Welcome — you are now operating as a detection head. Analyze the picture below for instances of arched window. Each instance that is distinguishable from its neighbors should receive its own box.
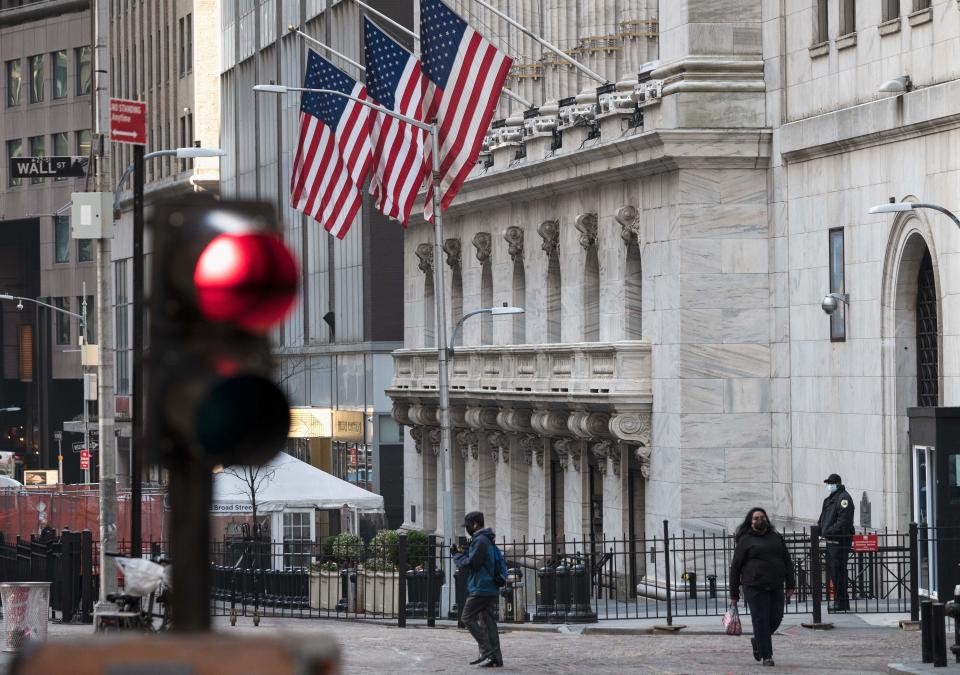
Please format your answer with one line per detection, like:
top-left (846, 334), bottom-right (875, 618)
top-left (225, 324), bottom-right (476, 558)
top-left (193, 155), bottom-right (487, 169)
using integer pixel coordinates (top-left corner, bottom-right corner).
top-left (625, 239), bottom-right (642, 339)
top-left (916, 249), bottom-right (938, 406)
top-left (424, 274), bottom-right (435, 348)
top-left (577, 213), bottom-right (599, 342)
top-left (539, 220), bottom-right (561, 343)
top-left (444, 238), bottom-right (463, 346)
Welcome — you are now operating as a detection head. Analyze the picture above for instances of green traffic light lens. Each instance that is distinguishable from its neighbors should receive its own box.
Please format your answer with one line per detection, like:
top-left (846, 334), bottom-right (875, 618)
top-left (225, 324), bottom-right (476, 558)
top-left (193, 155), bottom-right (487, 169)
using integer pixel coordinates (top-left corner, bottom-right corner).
top-left (196, 374), bottom-right (290, 465)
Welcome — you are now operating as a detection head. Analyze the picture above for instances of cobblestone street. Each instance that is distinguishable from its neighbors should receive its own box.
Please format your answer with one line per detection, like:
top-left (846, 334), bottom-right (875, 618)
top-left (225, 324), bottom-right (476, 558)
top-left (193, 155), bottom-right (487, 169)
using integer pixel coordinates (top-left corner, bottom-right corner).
top-left (215, 616), bottom-right (921, 674)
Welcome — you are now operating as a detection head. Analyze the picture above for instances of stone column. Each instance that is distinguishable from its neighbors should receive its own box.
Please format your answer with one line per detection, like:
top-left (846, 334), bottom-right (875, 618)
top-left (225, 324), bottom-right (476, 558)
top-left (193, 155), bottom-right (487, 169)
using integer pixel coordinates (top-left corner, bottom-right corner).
top-left (403, 424), bottom-right (424, 530)
top-left (554, 438), bottom-right (588, 544)
top-left (463, 431), bottom-right (480, 513)
top-left (410, 426), bottom-right (437, 531)
top-left (490, 431), bottom-right (512, 539)
top-left (454, 430), bottom-right (472, 529)
top-left (523, 434), bottom-right (548, 542)
top-left (594, 441), bottom-right (627, 541)
top-left (477, 432), bottom-right (497, 525)
top-left (429, 427), bottom-right (443, 535)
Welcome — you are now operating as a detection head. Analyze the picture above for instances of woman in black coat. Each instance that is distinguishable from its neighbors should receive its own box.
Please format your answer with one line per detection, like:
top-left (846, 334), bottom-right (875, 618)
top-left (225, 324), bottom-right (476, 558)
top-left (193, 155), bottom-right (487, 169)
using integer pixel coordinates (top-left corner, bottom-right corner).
top-left (729, 507), bottom-right (797, 667)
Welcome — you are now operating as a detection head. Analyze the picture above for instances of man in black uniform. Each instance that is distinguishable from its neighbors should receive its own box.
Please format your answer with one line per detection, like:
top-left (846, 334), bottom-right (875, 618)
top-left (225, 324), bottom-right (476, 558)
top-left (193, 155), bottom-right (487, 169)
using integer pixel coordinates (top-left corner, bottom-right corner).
top-left (818, 473), bottom-right (855, 611)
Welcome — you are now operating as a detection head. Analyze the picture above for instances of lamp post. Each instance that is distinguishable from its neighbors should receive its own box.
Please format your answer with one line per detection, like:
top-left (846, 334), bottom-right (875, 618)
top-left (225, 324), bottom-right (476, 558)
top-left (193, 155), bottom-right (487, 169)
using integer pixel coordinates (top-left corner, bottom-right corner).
top-left (449, 304), bottom-right (525, 358)
top-left (868, 201), bottom-right (960, 229)
top-left (254, 82), bottom-right (467, 612)
top-left (115, 145), bottom-right (225, 558)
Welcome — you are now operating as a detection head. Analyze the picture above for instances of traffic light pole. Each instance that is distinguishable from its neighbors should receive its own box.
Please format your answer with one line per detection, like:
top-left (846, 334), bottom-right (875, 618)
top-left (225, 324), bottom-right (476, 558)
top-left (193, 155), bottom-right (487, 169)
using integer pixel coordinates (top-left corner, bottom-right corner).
top-left (131, 144), bottom-right (144, 558)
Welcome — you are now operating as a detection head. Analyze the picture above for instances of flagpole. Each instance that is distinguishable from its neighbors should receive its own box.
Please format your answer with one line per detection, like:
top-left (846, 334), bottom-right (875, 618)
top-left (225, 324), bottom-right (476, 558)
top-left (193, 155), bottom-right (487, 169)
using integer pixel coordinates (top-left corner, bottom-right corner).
top-left (254, 81), bottom-right (456, 616)
top-left (428, 121), bottom-right (456, 619)
top-left (471, 0), bottom-right (607, 84)
top-left (287, 25), bottom-right (367, 74)
top-left (351, 1), bottom-right (532, 108)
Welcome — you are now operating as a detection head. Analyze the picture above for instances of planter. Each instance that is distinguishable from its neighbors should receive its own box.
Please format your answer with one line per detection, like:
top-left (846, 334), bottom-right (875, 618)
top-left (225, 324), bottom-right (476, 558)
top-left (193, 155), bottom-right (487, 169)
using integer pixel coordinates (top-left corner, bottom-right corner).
top-left (309, 570), bottom-right (341, 611)
top-left (405, 569), bottom-right (443, 618)
top-left (361, 570), bottom-right (401, 616)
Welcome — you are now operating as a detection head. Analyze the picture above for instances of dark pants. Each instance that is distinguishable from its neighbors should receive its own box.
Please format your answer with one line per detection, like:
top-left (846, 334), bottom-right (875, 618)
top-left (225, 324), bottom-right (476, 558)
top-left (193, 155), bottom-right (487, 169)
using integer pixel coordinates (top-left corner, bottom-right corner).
top-left (826, 544), bottom-right (850, 608)
top-left (461, 594), bottom-right (501, 659)
top-left (744, 586), bottom-right (784, 660)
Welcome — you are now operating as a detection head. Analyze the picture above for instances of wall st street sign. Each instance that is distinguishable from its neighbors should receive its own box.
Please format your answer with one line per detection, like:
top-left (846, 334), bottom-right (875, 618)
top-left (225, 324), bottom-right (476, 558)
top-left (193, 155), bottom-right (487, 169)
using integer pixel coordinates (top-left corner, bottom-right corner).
top-left (10, 156), bottom-right (89, 179)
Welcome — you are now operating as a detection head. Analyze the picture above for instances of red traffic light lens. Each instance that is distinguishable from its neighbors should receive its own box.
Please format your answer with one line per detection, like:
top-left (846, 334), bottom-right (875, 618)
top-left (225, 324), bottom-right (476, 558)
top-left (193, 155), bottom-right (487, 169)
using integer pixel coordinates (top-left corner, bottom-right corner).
top-left (194, 232), bottom-right (299, 333)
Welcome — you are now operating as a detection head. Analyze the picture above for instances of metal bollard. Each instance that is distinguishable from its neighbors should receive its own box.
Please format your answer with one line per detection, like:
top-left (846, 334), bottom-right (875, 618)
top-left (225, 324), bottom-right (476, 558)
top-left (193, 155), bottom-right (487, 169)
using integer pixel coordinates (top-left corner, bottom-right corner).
top-left (681, 572), bottom-right (697, 599)
top-left (921, 600), bottom-right (933, 663)
top-left (707, 574), bottom-right (717, 599)
top-left (932, 602), bottom-right (948, 667)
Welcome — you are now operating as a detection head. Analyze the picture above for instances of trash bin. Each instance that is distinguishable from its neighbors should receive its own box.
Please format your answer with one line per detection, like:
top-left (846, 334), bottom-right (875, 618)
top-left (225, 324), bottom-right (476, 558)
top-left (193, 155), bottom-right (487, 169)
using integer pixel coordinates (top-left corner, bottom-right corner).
top-left (0, 582), bottom-right (51, 652)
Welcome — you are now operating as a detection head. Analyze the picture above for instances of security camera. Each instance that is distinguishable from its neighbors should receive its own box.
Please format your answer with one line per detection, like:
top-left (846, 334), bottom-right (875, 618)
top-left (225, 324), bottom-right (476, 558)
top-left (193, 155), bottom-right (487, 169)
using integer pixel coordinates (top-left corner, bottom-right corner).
top-left (821, 293), bottom-right (848, 315)
top-left (16, 301), bottom-right (23, 311)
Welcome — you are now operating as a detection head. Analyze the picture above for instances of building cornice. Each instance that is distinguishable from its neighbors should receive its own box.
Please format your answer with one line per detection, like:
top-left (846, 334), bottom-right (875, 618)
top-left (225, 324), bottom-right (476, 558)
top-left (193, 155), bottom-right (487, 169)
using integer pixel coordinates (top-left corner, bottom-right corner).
top-left (780, 79), bottom-right (960, 164)
top-left (408, 128), bottom-right (771, 225)
top-left (0, 0), bottom-right (88, 27)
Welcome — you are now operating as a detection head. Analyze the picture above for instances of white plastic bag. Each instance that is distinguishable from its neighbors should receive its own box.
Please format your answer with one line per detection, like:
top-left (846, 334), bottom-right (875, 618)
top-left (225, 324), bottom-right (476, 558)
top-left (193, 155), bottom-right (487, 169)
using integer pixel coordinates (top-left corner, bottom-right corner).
top-left (115, 557), bottom-right (166, 597)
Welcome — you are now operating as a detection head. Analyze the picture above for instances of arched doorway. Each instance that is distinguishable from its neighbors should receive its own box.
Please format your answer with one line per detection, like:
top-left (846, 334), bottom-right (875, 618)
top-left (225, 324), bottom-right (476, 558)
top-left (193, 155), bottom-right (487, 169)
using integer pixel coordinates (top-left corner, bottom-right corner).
top-left (881, 222), bottom-right (942, 530)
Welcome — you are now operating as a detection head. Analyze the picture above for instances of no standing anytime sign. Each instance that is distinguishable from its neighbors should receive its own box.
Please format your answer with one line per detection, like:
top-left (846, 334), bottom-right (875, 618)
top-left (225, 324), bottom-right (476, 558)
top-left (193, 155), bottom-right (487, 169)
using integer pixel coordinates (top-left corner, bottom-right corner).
top-left (109, 98), bottom-right (147, 145)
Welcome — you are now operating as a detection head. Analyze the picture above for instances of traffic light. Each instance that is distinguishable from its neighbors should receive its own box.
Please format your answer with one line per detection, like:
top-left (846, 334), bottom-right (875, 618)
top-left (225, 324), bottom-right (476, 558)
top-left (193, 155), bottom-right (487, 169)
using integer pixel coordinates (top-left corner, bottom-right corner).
top-left (147, 196), bottom-right (299, 467)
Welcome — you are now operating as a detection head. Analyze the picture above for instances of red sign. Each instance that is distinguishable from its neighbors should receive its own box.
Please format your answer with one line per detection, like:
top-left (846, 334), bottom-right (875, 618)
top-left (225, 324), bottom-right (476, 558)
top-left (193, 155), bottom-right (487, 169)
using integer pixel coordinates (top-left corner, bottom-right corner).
top-left (852, 533), bottom-right (878, 553)
top-left (109, 98), bottom-right (147, 145)
top-left (80, 449), bottom-right (90, 470)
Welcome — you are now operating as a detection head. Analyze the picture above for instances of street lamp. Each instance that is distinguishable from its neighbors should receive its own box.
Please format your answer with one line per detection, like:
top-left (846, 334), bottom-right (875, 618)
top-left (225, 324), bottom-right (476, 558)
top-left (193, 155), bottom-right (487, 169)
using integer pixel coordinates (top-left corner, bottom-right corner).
top-left (254, 81), bottom-right (462, 612)
top-left (868, 201), bottom-right (960, 229)
top-left (117, 145), bottom-right (226, 559)
top-left (0, 407), bottom-right (21, 413)
top-left (449, 305), bottom-right (525, 357)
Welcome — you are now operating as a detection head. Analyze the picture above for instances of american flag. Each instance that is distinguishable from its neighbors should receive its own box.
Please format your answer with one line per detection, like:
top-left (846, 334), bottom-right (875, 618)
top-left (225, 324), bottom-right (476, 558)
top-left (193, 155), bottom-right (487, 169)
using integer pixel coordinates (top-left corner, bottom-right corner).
top-left (363, 18), bottom-right (431, 225)
top-left (290, 49), bottom-right (373, 239)
top-left (420, 0), bottom-right (512, 219)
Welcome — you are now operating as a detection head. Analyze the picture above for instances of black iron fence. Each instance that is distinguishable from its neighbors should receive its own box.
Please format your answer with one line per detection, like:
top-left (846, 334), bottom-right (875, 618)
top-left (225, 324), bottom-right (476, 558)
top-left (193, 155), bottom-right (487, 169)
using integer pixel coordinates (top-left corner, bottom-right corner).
top-left (5, 522), bottom-right (958, 628)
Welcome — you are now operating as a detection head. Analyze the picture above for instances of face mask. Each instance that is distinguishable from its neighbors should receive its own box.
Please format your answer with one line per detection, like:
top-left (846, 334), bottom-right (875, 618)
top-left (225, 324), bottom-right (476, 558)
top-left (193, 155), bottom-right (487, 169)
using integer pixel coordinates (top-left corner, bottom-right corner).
top-left (828, 484), bottom-right (838, 493)
top-left (753, 519), bottom-right (768, 533)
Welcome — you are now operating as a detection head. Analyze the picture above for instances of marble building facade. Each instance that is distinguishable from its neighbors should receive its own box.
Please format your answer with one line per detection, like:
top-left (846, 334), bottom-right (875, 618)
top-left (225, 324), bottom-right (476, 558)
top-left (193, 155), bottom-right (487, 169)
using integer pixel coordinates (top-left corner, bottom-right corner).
top-left (388, 0), bottom-right (960, 541)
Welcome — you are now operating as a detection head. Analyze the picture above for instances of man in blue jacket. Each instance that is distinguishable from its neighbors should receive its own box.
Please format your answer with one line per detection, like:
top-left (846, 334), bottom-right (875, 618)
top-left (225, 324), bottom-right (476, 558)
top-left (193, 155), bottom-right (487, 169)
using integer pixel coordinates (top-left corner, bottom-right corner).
top-left (452, 511), bottom-right (502, 668)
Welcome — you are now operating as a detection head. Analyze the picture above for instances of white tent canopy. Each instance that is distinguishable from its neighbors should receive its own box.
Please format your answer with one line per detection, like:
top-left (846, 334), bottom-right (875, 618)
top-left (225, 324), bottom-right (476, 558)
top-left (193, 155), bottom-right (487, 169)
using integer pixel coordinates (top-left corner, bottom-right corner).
top-left (212, 453), bottom-right (384, 513)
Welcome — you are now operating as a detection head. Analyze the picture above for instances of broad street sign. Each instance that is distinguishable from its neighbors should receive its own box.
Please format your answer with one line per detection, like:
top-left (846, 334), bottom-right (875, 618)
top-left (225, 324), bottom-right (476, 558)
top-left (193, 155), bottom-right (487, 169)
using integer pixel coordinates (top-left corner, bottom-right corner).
top-left (109, 97), bottom-right (147, 145)
top-left (72, 441), bottom-right (98, 453)
top-left (10, 156), bottom-right (88, 179)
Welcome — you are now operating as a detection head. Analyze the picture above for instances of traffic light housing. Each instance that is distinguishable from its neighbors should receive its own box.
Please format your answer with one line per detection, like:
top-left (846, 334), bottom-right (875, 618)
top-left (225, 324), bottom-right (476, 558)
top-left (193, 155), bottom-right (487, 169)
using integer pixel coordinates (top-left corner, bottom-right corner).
top-left (147, 197), bottom-right (299, 468)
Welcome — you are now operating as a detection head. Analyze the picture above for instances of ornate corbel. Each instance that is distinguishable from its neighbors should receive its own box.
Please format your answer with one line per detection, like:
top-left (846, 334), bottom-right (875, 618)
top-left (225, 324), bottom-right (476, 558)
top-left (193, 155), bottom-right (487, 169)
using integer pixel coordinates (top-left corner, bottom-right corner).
top-left (553, 437), bottom-right (581, 472)
top-left (410, 426), bottom-right (425, 454)
top-left (519, 433), bottom-right (542, 467)
top-left (616, 205), bottom-right (640, 244)
top-left (530, 408), bottom-right (568, 437)
top-left (609, 412), bottom-right (651, 446)
top-left (472, 232), bottom-right (492, 264)
top-left (408, 404), bottom-right (439, 427)
top-left (635, 445), bottom-right (652, 479)
top-left (443, 238), bottom-right (462, 270)
top-left (504, 226), bottom-right (524, 263)
top-left (497, 407), bottom-right (533, 434)
top-left (574, 213), bottom-right (598, 250)
top-left (487, 430), bottom-right (508, 463)
top-left (456, 429), bottom-right (478, 461)
top-left (427, 427), bottom-right (442, 456)
top-left (415, 243), bottom-right (434, 275)
top-left (537, 219), bottom-right (559, 256)
top-left (591, 440), bottom-right (618, 477)
top-left (391, 401), bottom-right (411, 426)
top-left (567, 410), bottom-right (611, 440)
top-left (465, 406), bottom-right (499, 431)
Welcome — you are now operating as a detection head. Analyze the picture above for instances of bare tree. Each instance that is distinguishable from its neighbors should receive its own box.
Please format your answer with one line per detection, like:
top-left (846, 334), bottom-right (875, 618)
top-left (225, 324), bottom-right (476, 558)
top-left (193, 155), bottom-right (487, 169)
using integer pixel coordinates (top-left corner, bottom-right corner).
top-left (221, 464), bottom-right (276, 538)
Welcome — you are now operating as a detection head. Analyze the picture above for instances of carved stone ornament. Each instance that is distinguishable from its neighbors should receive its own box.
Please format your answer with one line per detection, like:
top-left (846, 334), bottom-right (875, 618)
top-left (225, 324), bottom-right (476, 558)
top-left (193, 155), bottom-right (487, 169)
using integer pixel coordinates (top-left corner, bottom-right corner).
top-left (415, 243), bottom-right (434, 275)
top-left (616, 205), bottom-right (640, 244)
top-left (408, 404), bottom-right (439, 427)
top-left (609, 412), bottom-right (651, 446)
top-left (553, 437), bottom-right (581, 472)
top-left (504, 226), bottom-right (524, 263)
top-left (456, 429), bottom-right (477, 460)
top-left (519, 433), bottom-right (542, 467)
top-left (575, 213), bottom-right (598, 250)
top-left (591, 440), bottom-right (619, 476)
top-left (635, 444), bottom-right (652, 479)
top-left (472, 231), bottom-right (492, 264)
top-left (410, 426), bottom-right (425, 454)
top-left (531, 408), bottom-right (568, 437)
top-left (497, 407), bottom-right (533, 434)
top-left (567, 410), bottom-right (611, 440)
top-left (427, 427), bottom-right (442, 456)
top-left (466, 406), bottom-right (500, 431)
top-left (537, 219), bottom-right (560, 256)
top-left (487, 430), bottom-right (508, 463)
top-left (391, 401), bottom-right (411, 426)
top-left (443, 238), bottom-right (462, 270)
